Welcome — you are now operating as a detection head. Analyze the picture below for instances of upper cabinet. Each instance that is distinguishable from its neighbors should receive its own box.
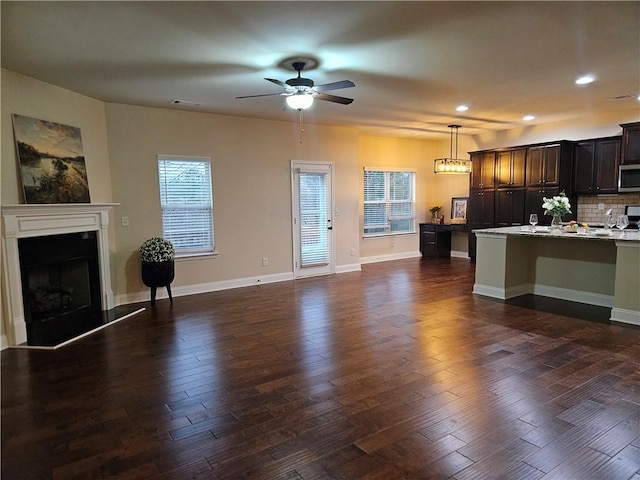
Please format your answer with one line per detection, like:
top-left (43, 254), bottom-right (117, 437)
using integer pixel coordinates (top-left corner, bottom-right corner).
top-left (525, 142), bottom-right (574, 194)
top-left (496, 148), bottom-right (526, 188)
top-left (621, 122), bottom-right (640, 164)
top-left (470, 152), bottom-right (496, 189)
top-left (574, 137), bottom-right (620, 194)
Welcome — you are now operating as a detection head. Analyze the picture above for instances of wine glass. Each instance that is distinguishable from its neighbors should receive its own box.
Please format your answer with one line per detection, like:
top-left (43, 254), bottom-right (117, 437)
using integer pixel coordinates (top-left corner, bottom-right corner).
top-left (616, 214), bottom-right (629, 236)
top-left (606, 214), bottom-right (617, 230)
top-left (529, 213), bottom-right (538, 232)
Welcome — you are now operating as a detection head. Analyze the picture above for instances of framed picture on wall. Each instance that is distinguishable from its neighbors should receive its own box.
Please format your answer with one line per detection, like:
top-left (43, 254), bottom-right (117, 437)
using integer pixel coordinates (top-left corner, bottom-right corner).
top-left (451, 197), bottom-right (468, 222)
top-left (12, 114), bottom-right (90, 204)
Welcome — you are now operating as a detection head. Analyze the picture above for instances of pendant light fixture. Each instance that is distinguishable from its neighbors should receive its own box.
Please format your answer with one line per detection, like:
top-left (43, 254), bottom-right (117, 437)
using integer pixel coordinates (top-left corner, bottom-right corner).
top-left (434, 125), bottom-right (471, 174)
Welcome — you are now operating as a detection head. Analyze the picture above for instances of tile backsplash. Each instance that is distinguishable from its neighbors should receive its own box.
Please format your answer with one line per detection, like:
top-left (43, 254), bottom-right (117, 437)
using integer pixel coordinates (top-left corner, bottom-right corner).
top-left (577, 193), bottom-right (640, 224)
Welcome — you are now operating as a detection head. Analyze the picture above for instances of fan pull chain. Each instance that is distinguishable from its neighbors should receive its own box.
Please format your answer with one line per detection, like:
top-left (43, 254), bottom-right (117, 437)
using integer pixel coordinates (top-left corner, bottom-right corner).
top-left (299, 109), bottom-right (304, 144)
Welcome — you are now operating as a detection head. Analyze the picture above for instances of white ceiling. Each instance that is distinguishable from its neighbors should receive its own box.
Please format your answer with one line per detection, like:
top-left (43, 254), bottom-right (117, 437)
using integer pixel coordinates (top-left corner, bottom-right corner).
top-left (2, 1), bottom-right (639, 139)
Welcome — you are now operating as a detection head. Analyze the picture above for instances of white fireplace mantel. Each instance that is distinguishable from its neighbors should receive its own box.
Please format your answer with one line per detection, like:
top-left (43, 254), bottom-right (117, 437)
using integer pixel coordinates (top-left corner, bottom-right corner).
top-left (2, 203), bottom-right (118, 346)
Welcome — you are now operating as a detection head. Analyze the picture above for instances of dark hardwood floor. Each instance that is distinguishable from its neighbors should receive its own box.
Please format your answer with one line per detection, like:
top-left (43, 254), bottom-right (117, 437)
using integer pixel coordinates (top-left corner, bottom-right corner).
top-left (3, 258), bottom-right (640, 479)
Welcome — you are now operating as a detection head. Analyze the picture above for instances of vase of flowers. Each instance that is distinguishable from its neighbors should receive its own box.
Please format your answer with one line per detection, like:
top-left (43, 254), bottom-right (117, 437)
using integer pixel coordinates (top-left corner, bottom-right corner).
top-left (429, 205), bottom-right (442, 223)
top-left (139, 237), bottom-right (175, 305)
top-left (542, 192), bottom-right (571, 230)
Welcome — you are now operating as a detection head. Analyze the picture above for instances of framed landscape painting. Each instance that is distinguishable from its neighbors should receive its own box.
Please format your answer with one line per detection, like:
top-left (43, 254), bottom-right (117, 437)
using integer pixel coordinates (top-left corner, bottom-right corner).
top-left (12, 114), bottom-right (90, 204)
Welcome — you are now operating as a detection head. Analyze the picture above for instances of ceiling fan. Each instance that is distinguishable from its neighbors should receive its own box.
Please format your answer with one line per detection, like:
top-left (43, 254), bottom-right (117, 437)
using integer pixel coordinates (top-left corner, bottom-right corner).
top-left (236, 59), bottom-right (355, 110)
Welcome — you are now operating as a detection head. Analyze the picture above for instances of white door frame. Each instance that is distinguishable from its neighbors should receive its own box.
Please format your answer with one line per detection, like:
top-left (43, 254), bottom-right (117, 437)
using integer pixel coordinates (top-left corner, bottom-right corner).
top-left (291, 160), bottom-right (335, 278)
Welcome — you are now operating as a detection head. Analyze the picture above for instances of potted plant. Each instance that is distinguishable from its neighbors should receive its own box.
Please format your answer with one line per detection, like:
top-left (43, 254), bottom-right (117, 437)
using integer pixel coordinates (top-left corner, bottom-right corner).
top-left (139, 237), bottom-right (175, 305)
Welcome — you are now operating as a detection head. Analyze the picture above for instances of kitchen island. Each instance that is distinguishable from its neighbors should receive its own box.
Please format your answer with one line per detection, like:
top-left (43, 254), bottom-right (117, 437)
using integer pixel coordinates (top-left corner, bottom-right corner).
top-left (473, 226), bottom-right (640, 326)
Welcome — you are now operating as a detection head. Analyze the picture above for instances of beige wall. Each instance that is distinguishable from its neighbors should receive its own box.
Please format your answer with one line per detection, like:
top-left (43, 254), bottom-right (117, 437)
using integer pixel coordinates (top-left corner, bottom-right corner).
top-left (104, 103), bottom-right (362, 301)
top-left (358, 135), bottom-right (472, 259)
top-left (1, 69), bottom-right (115, 344)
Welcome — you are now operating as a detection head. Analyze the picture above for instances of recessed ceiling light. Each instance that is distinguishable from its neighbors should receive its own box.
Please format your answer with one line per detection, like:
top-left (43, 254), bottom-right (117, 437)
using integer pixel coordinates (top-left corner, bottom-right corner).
top-left (637, 95), bottom-right (640, 101)
top-left (575, 75), bottom-right (595, 85)
top-left (523, 115), bottom-right (535, 121)
top-left (456, 105), bottom-right (469, 112)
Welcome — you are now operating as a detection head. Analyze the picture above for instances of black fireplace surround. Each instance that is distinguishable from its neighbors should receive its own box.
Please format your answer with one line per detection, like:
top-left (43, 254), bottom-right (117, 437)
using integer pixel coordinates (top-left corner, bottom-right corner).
top-left (18, 231), bottom-right (103, 346)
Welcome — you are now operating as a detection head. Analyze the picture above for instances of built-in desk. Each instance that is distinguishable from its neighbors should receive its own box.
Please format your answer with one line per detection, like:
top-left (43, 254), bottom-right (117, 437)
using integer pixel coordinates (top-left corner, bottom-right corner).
top-left (419, 223), bottom-right (468, 257)
top-left (473, 226), bottom-right (640, 326)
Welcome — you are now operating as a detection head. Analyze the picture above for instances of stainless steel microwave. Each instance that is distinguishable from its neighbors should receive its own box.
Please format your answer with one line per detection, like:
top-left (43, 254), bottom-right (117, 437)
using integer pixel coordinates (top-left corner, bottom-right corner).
top-left (618, 165), bottom-right (640, 192)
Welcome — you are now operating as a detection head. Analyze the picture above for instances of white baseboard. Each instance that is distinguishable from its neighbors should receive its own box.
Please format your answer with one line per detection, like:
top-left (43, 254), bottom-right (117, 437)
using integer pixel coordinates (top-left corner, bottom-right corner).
top-left (0, 334), bottom-right (8, 351)
top-left (451, 250), bottom-right (470, 259)
top-left (115, 271), bottom-right (294, 306)
top-left (336, 263), bottom-right (361, 274)
top-left (473, 284), bottom-right (508, 299)
top-left (532, 284), bottom-right (614, 308)
top-left (360, 251), bottom-right (422, 265)
top-left (610, 307), bottom-right (640, 326)
top-left (473, 282), bottom-right (616, 310)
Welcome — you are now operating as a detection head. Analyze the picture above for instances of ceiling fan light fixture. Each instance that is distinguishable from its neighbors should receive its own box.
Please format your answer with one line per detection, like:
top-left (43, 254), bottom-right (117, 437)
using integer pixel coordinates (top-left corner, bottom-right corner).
top-left (286, 92), bottom-right (314, 110)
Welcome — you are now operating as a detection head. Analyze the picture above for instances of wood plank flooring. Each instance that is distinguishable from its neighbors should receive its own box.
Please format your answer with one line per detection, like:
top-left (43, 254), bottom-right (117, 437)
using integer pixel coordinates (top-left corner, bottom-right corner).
top-left (2, 257), bottom-right (640, 479)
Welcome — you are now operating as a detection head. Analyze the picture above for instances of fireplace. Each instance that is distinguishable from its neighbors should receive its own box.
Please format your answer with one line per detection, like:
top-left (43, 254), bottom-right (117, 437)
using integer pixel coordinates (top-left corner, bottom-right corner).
top-left (2, 204), bottom-right (117, 347)
top-left (19, 231), bottom-right (103, 346)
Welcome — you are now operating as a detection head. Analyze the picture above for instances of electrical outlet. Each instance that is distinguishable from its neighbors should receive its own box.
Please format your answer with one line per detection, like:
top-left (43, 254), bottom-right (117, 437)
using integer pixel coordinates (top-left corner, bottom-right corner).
top-left (262, 257), bottom-right (268, 267)
top-left (121, 216), bottom-right (129, 227)
top-left (598, 203), bottom-right (604, 211)
top-left (350, 248), bottom-right (355, 256)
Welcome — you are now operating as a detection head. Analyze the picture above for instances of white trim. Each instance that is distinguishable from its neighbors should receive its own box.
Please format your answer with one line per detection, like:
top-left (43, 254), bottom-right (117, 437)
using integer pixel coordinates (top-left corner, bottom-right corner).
top-left (360, 251), bottom-right (421, 265)
top-left (116, 271), bottom-right (295, 305)
top-left (532, 284), bottom-right (614, 308)
top-left (451, 250), bottom-right (470, 259)
top-left (473, 284), bottom-right (508, 299)
top-left (610, 307), bottom-right (640, 326)
top-left (0, 334), bottom-right (8, 351)
top-left (473, 281), bottom-right (616, 308)
top-left (336, 263), bottom-right (362, 273)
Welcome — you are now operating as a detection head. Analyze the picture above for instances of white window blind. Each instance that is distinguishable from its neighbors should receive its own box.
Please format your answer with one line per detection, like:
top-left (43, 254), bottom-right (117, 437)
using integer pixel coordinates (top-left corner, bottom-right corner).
top-left (298, 171), bottom-right (330, 267)
top-left (158, 156), bottom-right (214, 256)
top-left (363, 168), bottom-right (416, 236)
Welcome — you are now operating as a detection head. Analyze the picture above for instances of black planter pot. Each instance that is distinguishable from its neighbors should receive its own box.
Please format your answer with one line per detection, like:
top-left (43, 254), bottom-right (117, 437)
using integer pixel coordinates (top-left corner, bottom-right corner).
top-left (141, 260), bottom-right (175, 305)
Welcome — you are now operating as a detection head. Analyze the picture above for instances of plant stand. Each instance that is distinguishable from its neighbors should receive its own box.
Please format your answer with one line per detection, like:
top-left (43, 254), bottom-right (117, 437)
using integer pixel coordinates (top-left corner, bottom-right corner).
top-left (141, 260), bottom-right (175, 306)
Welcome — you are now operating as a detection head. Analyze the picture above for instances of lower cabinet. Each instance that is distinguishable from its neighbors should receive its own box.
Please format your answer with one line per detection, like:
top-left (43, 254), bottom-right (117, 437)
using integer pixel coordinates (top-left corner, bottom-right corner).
top-left (495, 188), bottom-right (525, 226)
top-left (419, 223), bottom-right (452, 257)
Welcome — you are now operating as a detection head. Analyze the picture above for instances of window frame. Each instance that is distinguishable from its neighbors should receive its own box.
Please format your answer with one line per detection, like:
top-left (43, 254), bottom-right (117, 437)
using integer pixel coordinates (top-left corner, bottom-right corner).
top-left (157, 155), bottom-right (215, 258)
top-left (363, 167), bottom-right (417, 237)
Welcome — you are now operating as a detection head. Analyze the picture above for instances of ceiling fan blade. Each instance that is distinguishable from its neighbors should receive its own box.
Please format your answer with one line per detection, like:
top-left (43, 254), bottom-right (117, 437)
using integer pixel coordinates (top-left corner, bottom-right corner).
top-left (265, 78), bottom-right (287, 87)
top-left (314, 93), bottom-right (354, 105)
top-left (235, 93), bottom-right (284, 99)
top-left (315, 80), bottom-right (355, 92)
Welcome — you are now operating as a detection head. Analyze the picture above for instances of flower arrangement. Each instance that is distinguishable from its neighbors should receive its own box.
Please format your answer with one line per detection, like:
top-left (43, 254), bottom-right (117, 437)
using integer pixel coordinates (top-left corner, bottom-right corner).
top-left (542, 192), bottom-right (572, 217)
top-left (139, 237), bottom-right (175, 263)
top-left (429, 206), bottom-right (442, 215)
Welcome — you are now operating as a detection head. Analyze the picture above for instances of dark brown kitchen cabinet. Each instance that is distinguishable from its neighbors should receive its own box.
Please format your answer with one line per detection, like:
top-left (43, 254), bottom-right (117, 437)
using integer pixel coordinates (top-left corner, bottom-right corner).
top-left (496, 148), bottom-right (526, 187)
top-left (495, 188), bottom-right (525, 226)
top-left (527, 144), bottom-right (561, 185)
top-left (470, 152), bottom-right (496, 189)
top-left (419, 223), bottom-right (452, 257)
top-left (621, 122), bottom-right (640, 165)
top-left (467, 189), bottom-right (495, 260)
top-left (574, 137), bottom-right (620, 194)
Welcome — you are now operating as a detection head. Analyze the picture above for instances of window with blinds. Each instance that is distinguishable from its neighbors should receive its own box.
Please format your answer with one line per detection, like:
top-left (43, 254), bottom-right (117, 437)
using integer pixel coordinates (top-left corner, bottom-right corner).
top-left (298, 171), bottom-right (330, 267)
top-left (363, 168), bottom-right (416, 236)
top-left (157, 156), bottom-right (214, 256)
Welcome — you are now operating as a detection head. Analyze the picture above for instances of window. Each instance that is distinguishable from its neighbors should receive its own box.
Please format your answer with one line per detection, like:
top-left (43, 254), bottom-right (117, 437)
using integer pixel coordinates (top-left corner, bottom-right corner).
top-left (157, 156), bottom-right (214, 256)
top-left (363, 168), bottom-right (416, 236)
